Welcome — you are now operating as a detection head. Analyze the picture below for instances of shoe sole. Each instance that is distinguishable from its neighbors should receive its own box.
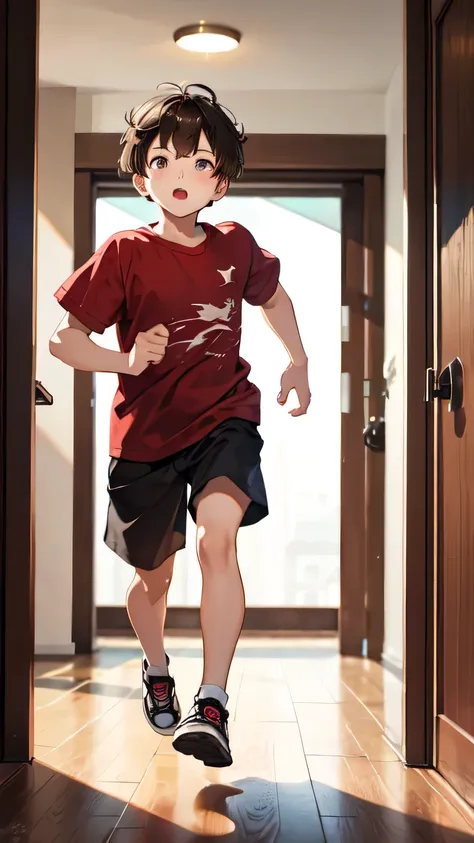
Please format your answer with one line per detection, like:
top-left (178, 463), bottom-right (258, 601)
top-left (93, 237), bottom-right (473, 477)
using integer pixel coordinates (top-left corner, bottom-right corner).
top-left (142, 697), bottom-right (182, 737)
top-left (172, 731), bottom-right (233, 767)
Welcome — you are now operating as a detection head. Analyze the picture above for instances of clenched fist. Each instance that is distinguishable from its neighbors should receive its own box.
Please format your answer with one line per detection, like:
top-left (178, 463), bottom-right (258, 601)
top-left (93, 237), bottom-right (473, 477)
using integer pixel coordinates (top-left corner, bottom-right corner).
top-left (128, 323), bottom-right (169, 376)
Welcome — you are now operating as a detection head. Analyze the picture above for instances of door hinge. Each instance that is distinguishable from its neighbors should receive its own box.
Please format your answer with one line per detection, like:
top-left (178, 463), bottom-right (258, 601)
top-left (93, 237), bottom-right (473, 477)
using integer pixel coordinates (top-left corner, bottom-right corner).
top-left (341, 306), bottom-right (350, 343)
top-left (425, 358), bottom-right (464, 412)
top-left (425, 368), bottom-right (449, 402)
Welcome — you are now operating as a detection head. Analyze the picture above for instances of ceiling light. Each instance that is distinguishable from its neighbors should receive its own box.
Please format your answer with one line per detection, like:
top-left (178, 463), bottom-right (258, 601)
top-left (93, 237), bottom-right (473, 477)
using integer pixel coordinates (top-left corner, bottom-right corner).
top-left (173, 23), bottom-right (241, 54)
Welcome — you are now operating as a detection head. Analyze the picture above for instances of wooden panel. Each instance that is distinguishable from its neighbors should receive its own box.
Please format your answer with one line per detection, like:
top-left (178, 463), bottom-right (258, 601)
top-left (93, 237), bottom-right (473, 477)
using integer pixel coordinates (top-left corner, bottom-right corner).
top-left (339, 182), bottom-right (366, 656)
top-left (97, 605), bottom-right (338, 633)
top-left (363, 174), bottom-right (385, 661)
top-left (437, 0), bottom-right (474, 774)
top-left (403, 0), bottom-right (434, 767)
top-left (72, 171), bottom-right (95, 655)
top-left (0, 0), bottom-right (38, 763)
top-left (75, 132), bottom-right (385, 172)
top-left (438, 715), bottom-right (474, 808)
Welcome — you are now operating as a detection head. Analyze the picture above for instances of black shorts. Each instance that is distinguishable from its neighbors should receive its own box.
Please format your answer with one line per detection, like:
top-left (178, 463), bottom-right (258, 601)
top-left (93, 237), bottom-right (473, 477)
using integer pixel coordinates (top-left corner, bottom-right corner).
top-left (104, 418), bottom-right (268, 571)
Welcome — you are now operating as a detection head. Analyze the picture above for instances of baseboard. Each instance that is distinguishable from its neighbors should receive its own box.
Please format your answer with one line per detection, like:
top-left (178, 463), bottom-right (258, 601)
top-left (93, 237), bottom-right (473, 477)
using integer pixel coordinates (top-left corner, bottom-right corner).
top-left (97, 605), bottom-right (339, 634)
top-left (35, 643), bottom-right (76, 656)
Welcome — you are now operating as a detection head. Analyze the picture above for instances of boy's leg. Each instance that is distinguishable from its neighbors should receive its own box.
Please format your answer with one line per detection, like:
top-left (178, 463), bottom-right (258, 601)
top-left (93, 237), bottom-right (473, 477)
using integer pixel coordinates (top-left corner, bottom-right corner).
top-left (126, 553), bottom-right (175, 670)
top-left (127, 554), bottom-right (181, 734)
top-left (195, 477), bottom-right (249, 690)
top-left (105, 456), bottom-right (187, 736)
top-left (172, 477), bottom-right (249, 767)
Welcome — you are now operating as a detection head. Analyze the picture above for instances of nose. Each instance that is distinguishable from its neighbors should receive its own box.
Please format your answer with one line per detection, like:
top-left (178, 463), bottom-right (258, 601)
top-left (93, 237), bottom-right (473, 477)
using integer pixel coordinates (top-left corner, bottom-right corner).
top-left (178, 169), bottom-right (184, 180)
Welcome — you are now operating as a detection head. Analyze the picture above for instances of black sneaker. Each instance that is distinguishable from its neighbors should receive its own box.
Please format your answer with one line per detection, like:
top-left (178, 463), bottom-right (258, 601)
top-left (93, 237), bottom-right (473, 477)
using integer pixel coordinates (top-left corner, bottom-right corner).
top-left (142, 655), bottom-right (181, 736)
top-left (172, 696), bottom-right (232, 767)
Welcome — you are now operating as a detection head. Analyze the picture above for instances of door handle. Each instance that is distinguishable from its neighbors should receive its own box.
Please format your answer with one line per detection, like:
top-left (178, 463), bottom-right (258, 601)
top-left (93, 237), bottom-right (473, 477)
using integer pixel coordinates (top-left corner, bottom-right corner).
top-left (425, 357), bottom-right (463, 412)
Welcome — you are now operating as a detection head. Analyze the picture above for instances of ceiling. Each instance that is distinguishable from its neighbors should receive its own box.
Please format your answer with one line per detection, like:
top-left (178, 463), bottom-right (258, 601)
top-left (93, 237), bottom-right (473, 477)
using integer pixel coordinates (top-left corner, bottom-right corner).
top-left (39, 0), bottom-right (402, 94)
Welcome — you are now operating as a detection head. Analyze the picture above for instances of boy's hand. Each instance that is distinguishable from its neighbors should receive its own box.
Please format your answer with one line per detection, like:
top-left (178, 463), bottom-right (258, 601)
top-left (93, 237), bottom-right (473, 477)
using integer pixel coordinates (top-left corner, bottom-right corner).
top-left (128, 323), bottom-right (169, 375)
top-left (277, 360), bottom-right (311, 417)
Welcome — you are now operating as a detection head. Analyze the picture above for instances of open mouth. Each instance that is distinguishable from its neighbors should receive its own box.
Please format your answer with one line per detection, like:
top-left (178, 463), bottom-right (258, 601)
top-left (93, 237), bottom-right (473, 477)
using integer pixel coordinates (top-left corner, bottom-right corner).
top-left (173, 189), bottom-right (188, 200)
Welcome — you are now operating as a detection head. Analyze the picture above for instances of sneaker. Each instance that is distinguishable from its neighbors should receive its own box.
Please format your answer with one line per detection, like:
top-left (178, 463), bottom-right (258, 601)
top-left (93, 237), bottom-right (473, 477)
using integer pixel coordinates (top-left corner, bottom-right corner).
top-left (172, 696), bottom-right (232, 767)
top-left (142, 655), bottom-right (181, 736)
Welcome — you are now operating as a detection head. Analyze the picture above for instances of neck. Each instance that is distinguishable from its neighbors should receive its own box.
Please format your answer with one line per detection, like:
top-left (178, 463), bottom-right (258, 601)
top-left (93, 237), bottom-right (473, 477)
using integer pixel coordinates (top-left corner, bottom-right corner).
top-left (154, 208), bottom-right (202, 243)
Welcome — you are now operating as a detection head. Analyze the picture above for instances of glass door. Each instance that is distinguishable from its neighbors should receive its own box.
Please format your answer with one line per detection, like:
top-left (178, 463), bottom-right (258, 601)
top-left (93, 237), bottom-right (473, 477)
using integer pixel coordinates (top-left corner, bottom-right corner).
top-left (93, 192), bottom-right (342, 610)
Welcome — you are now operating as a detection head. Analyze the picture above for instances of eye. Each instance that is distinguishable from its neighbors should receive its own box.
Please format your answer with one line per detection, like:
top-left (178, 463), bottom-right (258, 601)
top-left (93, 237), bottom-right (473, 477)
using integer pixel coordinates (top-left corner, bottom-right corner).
top-left (195, 158), bottom-right (214, 172)
top-left (149, 156), bottom-right (168, 170)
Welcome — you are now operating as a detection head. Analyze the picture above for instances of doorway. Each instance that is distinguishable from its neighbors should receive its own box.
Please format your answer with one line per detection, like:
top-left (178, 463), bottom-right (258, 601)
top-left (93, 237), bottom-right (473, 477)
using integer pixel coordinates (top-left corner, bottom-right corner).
top-left (92, 191), bottom-right (342, 629)
top-left (68, 158), bottom-right (384, 663)
top-left (67, 130), bottom-right (385, 664)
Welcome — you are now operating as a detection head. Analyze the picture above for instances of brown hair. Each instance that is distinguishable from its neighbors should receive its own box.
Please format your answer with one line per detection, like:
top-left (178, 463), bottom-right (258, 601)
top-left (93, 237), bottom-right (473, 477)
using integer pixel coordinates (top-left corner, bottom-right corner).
top-left (119, 83), bottom-right (246, 193)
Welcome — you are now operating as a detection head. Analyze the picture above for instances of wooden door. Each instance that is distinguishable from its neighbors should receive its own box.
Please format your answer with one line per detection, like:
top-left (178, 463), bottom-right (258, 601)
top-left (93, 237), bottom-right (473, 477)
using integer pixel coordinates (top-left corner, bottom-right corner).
top-left (432, 0), bottom-right (474, 807)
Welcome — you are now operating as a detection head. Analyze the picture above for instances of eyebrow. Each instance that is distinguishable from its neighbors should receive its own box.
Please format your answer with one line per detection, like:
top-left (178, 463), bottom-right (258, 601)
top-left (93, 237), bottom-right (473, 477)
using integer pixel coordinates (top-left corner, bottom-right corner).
top-left (150, 147), bottom-right (215, 156)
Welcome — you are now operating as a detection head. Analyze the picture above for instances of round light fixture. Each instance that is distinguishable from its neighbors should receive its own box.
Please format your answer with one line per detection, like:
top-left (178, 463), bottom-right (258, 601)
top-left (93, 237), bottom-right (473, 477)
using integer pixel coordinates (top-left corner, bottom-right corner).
top-left (173, 23), bottom-right (241, 54)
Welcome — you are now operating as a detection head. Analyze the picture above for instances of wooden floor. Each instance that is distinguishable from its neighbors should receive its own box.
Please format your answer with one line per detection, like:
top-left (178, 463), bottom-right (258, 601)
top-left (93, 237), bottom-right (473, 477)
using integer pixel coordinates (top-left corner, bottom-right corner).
top-left (1, 635), bottom-right (473, 841)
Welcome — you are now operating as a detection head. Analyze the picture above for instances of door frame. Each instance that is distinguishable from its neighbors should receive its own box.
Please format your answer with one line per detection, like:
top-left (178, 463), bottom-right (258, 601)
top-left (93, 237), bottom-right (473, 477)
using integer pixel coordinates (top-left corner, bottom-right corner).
top-left (0, 0), bottom-right (38, 763)
top-left (402, 0), bottom-right (452, 768)
top-left (72, 132), bottom-right (385, 656)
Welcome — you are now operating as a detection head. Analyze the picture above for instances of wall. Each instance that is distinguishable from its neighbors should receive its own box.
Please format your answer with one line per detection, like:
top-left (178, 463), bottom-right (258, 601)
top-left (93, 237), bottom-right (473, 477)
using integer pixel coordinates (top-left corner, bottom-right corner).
top-left (76, 89), bottom-right (386, 134)
top-left (383, 61), bottom-right (404, 742)
top-left (35, 87), bottom-right (76, 655)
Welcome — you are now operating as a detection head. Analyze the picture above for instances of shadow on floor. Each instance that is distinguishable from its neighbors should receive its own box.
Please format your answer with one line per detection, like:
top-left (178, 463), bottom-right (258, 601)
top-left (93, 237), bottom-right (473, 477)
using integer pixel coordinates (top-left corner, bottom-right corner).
top-left (0, 763), bottom-right (472, 842)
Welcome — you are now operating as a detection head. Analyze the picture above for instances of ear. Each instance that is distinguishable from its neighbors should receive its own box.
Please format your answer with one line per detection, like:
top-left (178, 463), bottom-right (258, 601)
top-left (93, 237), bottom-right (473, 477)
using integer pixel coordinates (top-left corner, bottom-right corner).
top-left (133, 173), bottom-right (149, 197)
top-left (213, 178), bottom-right (229, 203)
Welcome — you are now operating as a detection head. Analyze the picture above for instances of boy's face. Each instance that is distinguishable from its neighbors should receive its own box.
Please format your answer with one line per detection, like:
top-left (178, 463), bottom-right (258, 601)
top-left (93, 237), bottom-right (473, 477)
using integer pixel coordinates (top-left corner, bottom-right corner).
top-left (133, 130), bottom-right (228, 216)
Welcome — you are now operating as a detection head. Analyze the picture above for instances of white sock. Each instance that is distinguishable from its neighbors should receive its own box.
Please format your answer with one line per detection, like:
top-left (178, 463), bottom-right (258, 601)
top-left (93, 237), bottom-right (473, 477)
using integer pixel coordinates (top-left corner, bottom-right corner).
top-left (146, 662), bottom-right (169, 678)
top-left (198, 684), bottom-right (228, 708)
top-left (146, 662), bottom-right (174, 729)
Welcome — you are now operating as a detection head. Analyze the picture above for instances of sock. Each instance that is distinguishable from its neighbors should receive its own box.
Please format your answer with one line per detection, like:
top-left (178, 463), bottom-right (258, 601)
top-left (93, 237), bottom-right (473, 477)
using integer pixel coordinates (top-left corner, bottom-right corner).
top-left (146, 662), bottom-right (174, 729)
top-left (146, 662), bottom-right (169, 678)
top-left (198, 684), bottom-right (228, 709)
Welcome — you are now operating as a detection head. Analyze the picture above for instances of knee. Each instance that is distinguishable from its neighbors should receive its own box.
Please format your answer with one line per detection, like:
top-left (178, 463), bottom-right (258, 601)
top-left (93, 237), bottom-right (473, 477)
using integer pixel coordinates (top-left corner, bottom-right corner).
top-left (196, 525), bottom-right (236, 573)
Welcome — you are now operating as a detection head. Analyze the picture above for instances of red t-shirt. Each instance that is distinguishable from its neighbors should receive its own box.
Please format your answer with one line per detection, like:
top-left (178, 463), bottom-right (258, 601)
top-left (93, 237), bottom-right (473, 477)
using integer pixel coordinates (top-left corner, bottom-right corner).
top-left (55, 221), bottom-right (280, 461)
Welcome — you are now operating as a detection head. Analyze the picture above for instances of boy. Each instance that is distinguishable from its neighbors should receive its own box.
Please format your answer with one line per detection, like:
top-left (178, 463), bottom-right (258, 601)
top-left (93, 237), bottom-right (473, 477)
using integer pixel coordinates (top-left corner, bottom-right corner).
top-left (50, 83), bottom-right (310, 768)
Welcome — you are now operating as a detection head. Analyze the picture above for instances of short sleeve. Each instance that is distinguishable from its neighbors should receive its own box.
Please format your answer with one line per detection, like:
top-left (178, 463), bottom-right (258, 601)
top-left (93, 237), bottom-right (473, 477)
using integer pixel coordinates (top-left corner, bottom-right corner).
top-left (243, 230), bottom-right (280, 306)
top-left (54, 235), bottom-right (126, 334)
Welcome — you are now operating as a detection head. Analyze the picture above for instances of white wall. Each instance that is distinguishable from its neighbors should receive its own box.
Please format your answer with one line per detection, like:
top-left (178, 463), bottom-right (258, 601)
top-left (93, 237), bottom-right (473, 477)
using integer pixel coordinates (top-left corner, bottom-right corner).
top-left (76, 89), bottom-right (385, 134)
top-left (383, 62), bottom-right (404, 670)
top-left (35, 87), bottom-right (76, 655)
top-left (383, 61), bottom-right (404, 743)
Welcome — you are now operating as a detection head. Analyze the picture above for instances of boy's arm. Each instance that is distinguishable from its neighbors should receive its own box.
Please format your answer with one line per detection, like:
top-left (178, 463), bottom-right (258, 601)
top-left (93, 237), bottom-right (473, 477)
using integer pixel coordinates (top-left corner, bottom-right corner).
top-left (49, 313), bottom-right (169, 375)
top-left (50, 313), bottom-right (130, 373)
top-left (261, 283), bottom-right (307, 366)
top-left (261, 283), bottom-right (311, 417)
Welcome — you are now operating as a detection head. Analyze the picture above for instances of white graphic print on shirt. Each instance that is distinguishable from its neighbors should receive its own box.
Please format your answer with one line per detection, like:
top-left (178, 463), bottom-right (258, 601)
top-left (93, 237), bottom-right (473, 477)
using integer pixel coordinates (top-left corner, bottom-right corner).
top-left (167, 268), bottom-right (240, 364)
top-left (217, 265), bottom-right (235, 286)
